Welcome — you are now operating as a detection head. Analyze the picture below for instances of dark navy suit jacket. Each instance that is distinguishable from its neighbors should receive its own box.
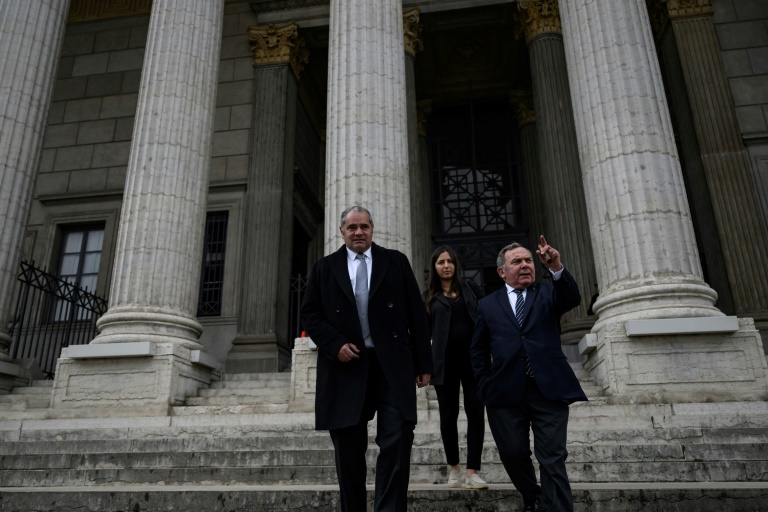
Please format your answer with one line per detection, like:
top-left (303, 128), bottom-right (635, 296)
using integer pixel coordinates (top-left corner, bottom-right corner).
top-left (470, 268), bottom-right (587, 406)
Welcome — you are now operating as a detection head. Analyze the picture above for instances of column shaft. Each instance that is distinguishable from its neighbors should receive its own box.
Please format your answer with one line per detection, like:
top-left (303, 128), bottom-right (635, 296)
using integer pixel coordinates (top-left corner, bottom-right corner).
top-left (0, 0), bottom-right (70, 358)
top-left (325, 0), bottom-right (411, 257)
top-left (527, 31), bottom-right (597, 341)
top-left (95, 0), bottom-right (224, 348)
top-left (669, 10), bottom-right (768, 322)
top-left (559, 0), bottom-right (720, 328)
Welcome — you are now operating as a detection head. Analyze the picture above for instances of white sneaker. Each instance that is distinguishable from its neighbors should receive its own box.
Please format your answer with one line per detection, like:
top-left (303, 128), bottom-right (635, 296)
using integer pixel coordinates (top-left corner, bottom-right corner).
top-left (462, 473), bottom-right (489, 489)
top-left (447, 469), bottom-right (462, 488)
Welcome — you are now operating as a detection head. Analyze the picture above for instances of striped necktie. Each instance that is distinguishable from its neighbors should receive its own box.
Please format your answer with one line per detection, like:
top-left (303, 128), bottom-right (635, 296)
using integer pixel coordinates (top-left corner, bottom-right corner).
top-left (513, 289), bottom-right (534, 377)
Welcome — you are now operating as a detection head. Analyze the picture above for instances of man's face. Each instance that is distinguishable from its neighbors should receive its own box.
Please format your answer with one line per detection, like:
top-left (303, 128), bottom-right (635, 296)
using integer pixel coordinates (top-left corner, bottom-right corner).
top-left (340, 211), bottom-right (373, 253)
top-left (498, 247), bottom-right (535, 289)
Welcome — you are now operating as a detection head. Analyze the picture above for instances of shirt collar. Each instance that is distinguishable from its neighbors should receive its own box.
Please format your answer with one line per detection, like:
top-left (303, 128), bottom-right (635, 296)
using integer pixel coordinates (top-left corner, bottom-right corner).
top-left (505, 283), bottom-right (527, 294)
top-left (346, 246), bottom-right (372, 262)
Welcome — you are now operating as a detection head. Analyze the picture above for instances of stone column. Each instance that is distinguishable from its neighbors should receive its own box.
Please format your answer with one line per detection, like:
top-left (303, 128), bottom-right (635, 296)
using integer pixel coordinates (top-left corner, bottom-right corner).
top-left (517, 0), bottom-right (597, 344)
top-left (662, 0), bottom-right (768, 328)
top-left (51, 0), bottom-right (225, 414)
top-left (324, 0), bottom-right (411, 257)
top-left (0, 0), bottom-right (70, 389)
top-left (417, 99), bottom-right (433, 290)
top-left (404, 8), bottom-right (430, 287)
top-left (227, 23), bottom-right (309, 374)
top-left (509, 90), bottom-right (546, 267)
top-left (560, 0), bottom-right (768, 400)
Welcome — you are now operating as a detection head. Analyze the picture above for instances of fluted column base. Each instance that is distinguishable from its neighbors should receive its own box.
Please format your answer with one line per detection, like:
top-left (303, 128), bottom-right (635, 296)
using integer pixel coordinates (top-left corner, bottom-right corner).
top-left (94, 306), bottom-right (204, 350)
top-left (582, 318), bottom-right (768, 402)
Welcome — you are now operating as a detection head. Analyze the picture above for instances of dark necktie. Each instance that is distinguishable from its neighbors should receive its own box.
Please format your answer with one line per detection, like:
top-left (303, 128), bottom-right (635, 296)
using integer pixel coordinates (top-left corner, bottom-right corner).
top-left (355, 253), bottom-right (370, 341)
top-left (513, 289), bottom-right (534, 377)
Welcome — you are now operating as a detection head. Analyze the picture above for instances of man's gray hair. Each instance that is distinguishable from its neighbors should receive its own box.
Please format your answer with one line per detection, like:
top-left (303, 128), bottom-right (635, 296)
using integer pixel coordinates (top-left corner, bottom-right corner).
top-left (496, 242), bottom-right (531, 268)
top-left (340, 205), bottom-right (374, 228)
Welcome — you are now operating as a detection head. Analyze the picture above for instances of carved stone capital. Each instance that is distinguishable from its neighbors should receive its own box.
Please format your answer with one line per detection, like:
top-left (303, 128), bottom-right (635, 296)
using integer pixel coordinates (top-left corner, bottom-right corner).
top-left (403, 7), bottom-right (424, 57)
top-left (516, 0), bottom-right (562, 43)
top-left (248, 23), bottom-right (310, 79)
top-left (509, 90), bottom-right (536, 127)
top-left (665, 0), bottom-right (713, 18)
top-left (417, 100), bottom-right (432, 137)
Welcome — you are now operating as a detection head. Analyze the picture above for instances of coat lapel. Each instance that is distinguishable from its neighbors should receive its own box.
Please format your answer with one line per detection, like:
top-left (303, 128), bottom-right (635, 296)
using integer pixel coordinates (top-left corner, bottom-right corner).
top-left (369, 243), bottom-right (389, 298)
top-left (331, 245), bottom-right (355, 302)
top-left (495, 288), bottom-right (519, 330)
top-left (520, 284), bottom-right (538, 327)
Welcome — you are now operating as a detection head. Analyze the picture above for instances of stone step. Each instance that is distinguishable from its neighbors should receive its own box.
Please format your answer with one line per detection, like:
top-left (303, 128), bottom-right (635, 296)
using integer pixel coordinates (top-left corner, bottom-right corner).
top-left (186, 394), bottom-right (291, 406)
top-left (197, 387), bottom-right (291, 398)
top-left (209, 379), bottom-right (291, 389)
top-left (0, 394), bottom-right (51, 408)
top-left (222, 372), bottom-right (291, 382)
top-left (8, 386), bottom-right (53, 395)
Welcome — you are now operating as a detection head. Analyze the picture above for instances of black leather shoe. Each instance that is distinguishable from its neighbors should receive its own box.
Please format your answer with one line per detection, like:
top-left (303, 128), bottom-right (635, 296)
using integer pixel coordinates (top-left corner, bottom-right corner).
top-left (522, 496), bottom-right (540, 511)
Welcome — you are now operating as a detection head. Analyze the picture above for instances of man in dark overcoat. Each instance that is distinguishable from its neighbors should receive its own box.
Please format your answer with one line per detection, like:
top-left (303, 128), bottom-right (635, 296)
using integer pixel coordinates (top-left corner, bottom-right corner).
top-left (301, 205), bottom-right (433, 512)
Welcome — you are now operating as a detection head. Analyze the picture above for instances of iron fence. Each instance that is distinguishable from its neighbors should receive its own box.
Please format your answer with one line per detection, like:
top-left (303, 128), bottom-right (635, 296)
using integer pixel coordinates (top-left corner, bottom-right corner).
top-left (8, 261), bottom-right (108, 378)
top-left (288, 273), bottom-right (308, 348)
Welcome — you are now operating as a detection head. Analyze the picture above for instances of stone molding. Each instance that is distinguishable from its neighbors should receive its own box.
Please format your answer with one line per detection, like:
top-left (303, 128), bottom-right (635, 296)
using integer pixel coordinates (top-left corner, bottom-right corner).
top-left (509, 89), bottom-right (536, 127)
top-left (417, 99), bottom-right (432, 137)
top-left (68, 0), bottom-right (152, 23)
top-left (248, 23), bottom-right (310, 79)
top-left (403, 7), bottom-right (424, 57)
top-left (516, 0), bottom-right (562, 43)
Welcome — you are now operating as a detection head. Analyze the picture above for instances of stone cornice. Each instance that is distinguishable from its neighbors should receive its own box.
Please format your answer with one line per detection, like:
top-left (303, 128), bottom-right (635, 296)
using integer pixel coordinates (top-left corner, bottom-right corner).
top-left (417, 100), bottom-right (432, 137)
top-left (516, 0), bottom-right (562, 43)
top-left (509, 90), bottom-right (536, 127)
top-left (248, 23), bottom-right (310, 79)
top-left (403, 7), bottom-right (424, 57)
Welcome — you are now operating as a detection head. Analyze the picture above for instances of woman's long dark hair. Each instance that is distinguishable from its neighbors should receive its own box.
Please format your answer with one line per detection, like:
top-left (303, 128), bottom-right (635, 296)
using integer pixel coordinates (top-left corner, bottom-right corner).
top-left (424, 245), bottom-right (462, 313)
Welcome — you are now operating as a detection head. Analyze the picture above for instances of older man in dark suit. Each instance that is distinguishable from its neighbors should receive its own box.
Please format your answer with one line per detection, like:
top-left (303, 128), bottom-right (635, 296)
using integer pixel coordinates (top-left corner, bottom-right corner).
top-left (471, 236), bottom-right (587, 512)
top-left (301, 205), bottom-right (433, 512)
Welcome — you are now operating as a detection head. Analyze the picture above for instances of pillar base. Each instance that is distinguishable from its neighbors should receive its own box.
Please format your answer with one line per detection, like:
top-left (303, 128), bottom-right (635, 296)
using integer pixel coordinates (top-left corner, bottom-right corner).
top-left (226, 334), bottom-right (291, 373)
top-left (289, 337), bottom-right (316, 412)
top-left (581, 317), bottom-right (768, 403)
top-left (50, 342), bottom-right (218, 417)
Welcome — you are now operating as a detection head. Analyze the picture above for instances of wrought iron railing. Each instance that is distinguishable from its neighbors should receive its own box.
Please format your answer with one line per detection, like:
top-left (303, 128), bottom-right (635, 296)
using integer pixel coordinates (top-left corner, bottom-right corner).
top-left (8, 261), bottom-right (108, 378)
top-left (288, 273), bottom-right (308, 348)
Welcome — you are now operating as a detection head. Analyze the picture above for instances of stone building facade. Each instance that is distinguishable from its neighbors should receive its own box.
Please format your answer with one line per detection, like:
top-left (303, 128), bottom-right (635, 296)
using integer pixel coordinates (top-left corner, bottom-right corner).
top-left (1, 0), bottom-right (767, 410)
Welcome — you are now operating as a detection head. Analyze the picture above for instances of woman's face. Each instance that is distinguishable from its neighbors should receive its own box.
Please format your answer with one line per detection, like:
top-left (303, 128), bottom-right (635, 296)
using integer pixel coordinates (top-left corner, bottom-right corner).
top-left (435, 251), bottom-right (456, 282)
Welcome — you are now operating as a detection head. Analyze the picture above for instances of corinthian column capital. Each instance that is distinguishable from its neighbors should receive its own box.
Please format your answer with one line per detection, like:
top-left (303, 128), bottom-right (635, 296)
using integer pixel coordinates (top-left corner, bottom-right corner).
top-left (248, 23), bottom-right (310, 78)
top-left (403, 7), bottom-right (424, 57)
top-left (516, 0), bottom-right (562, 43)
top-left (665, 0), bottom-right (713, 18)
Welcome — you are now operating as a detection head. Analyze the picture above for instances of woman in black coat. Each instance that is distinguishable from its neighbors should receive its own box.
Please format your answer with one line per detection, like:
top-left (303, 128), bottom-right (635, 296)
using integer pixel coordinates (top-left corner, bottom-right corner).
top-left (424, 245), bottom-right (487, 489)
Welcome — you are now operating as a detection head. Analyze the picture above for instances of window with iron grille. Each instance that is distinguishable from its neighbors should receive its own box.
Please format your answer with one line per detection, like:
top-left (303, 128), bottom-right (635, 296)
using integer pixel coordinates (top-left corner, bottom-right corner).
top-left (197, 211), bottom-right (228, 317)
top-left (53, 224), bottom-right (105, 321)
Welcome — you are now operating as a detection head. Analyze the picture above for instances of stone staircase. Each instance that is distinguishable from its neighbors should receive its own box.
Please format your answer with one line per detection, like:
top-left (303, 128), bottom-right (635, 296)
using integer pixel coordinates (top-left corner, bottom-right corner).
top-left (1, 364), bottom-right (768, 511)
top-left (0, 379), bottom-right (51, 420)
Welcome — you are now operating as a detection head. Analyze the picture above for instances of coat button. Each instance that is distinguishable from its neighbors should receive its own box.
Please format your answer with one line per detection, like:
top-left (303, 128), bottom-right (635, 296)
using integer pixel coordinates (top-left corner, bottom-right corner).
top-left (521, 336), bottom-right (526, 340)
top-left (336, 306), bottom-right (341, 313)
top-left (387, 302), bottom-right (394, 308)
top-left (392, 332), bottom-right (398, 338)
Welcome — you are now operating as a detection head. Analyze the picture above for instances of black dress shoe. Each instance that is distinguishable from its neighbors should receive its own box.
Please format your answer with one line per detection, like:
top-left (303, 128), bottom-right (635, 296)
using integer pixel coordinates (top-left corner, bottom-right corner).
top-left (522, 496), bottom-right (540, 511)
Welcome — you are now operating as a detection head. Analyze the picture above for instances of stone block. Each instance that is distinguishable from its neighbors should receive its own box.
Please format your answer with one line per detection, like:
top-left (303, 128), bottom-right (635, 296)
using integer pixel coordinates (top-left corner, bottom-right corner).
top-left (736, 105), bottom-right (767, 133)
top-left (721, 49), bottom-right (752, 77)
top-left (234, 57), bottom-right (255, 81)
top-left (100, 93), bottom-right (138, 118)
top-left (107, 48), bottom-right (146, 73)
top-left (730, 75), bottom-right (768, 105)
top-left (92, 142), bottom-right (131, 167)
top-left (230, 104), bottom-right (252, 129)
top-left (220, 35), bottom-right (250, 60)
top-left (749, 47), bottom-right (768, 74)
top-left (114, 117), bottom-right (135, 141)
top-left (121, 70), bottom-right (142, 93)
top-left (717, 21), bottom-right (768, 50)
top-left (63, 98), bottom-right (102, 123)
top-left (218, 59), bottom-right (234, 83)
top-left (38, 149), bottom-right (56, 174)
top-left (107, 166), bottom-right (127, 190)
top-left (211, 129), bottom-right (249, 157)
top-left (51, 343), bottom-right (213, 413)
top-left (216, 81), bottom-right (253, 106)
top-left (43, 123), bottom-right (78, 149)
top-left (53, 146), bottom-right (94, 171)
top-left (222, 12), bottom-right (240, 37)
top-left (61, 33), bottom-right (94, 56)
top-left (57, 56), bottom-right (74, 79)
top-left (289, 337), bottom-right (317, 412)
top-left (72, 53), bottom-right (109, 76)
top-left (210, 157), bottom-right (227, 182)
top-left (94, 28), bottom-right (130, 52)
top-left (86, 73), bottom-right (123, 97)
top-left (227, 155), bottom-right (250, 181)
top-left (47, 102), bottom-right (65, 124)
top-left (214, 107), bottom-right (231, 132)
top-left (52, 77), bottom-right (87, 101)
top-left (734, 0), bottom-right (768, 19)
top-left (129, 25), bottom-right (148, 48)
top-left (77, 119), bottom-right (116, 144)
top-left (67, 169), bottom-right (108, 193)
top-left (34, 171), bottom-right (69, 197)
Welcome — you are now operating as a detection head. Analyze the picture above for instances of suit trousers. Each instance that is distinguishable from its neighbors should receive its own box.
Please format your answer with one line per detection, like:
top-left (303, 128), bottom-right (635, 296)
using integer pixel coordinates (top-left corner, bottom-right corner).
top-left (433, 347), bottom-right (485, 470)
top-left (486, 377), bottom-right (573, 512)
top-left (329, 350), bottom-right (415, 512)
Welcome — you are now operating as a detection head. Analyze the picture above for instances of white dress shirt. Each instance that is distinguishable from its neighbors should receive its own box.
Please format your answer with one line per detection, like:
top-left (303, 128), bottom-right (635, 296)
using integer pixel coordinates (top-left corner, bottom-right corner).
top-left (505, 266), bottom-right (565, 314)
top-left (346, 246), bottom-right (373, 347)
